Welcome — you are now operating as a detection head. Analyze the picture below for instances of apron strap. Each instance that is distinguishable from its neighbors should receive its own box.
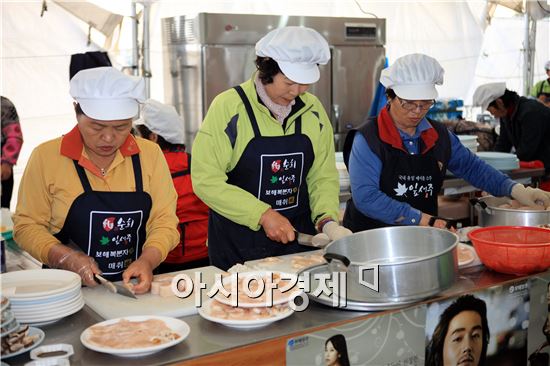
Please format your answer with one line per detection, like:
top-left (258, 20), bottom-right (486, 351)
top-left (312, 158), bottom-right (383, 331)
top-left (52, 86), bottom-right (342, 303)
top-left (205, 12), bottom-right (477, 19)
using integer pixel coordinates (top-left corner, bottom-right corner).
top-left (171, 153), bottom-right (191, 178)
top-left (72, 160), bottom-right (93, 192)
top-left (294, 115), bottom-right (302, 135)
top-left (73, 155), bottom-right (143, 192)
top-left (234, 86), bottom-right (261, 138)
top-left (131, 154), bottom-right (144, 192)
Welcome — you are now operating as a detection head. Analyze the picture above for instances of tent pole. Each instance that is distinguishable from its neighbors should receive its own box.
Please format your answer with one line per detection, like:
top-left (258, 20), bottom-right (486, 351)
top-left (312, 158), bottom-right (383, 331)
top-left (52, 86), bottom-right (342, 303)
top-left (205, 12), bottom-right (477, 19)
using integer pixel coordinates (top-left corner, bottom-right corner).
top-left (529, 19), bottom-right (536, 95)
top-left (142, 2), bottom-right (151, 98)
top-left (131, 2), bottom-right (139, 76)
top-left (522, 1), bottom-right (534, 96)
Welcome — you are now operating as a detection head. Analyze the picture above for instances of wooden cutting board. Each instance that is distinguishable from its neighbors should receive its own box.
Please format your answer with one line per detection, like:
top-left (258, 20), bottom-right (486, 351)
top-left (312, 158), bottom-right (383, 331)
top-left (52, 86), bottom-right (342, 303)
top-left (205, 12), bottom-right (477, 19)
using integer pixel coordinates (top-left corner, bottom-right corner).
top-left (244, 250), bottom-right (324, 274)
top-left (82, 265), bottom-right (224, 320)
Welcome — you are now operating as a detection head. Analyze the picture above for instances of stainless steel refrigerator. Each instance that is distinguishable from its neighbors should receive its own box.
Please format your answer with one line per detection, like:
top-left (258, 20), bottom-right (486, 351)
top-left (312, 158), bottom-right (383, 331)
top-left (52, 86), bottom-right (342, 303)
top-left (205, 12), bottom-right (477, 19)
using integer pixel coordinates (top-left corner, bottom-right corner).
top-left (162, 13), bottom-right (386, 150)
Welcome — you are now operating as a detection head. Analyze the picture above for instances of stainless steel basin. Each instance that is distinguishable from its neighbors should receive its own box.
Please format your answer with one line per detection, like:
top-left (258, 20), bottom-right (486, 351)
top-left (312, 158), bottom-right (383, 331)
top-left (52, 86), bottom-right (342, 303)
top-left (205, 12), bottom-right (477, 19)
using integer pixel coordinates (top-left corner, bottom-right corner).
top-left (471, 196), bottom-right (550, 227)
top-left (323, 226), bottom-right (458, 303)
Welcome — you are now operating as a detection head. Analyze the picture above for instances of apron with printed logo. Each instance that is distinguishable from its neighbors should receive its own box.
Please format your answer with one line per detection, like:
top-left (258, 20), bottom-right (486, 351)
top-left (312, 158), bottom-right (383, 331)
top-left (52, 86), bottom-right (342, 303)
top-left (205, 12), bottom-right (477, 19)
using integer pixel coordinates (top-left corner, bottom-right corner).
top-left (54, 154), bottom-right (152, 281)
top-left (343, 120), bottom-right (449, 231)
top-left (208, 86), bottom-right (316, 270)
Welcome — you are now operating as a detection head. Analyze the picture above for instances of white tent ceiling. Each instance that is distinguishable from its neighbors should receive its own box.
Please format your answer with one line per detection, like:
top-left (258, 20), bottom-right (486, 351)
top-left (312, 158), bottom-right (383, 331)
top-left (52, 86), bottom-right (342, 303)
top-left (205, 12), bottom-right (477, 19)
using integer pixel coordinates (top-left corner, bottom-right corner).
top-left (1, 0), bottom-right (549, 209)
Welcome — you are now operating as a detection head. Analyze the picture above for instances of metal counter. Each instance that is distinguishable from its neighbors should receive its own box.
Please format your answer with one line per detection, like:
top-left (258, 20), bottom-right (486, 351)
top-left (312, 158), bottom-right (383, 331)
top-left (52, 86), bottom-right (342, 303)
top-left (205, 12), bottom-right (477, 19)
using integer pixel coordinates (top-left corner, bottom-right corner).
top-left (6, 265), bottom-right (532, 366)
top-left (441, 167), bottom-right (547, 194)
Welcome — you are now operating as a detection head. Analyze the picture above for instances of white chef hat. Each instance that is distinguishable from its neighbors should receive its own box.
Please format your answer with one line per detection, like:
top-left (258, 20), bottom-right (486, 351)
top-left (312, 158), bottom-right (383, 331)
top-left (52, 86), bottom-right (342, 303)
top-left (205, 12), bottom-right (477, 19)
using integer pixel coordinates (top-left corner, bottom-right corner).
top-left (545, 60), bottom-right (550, 70)
top-left (255, 26), bottom-right (330, 84)
top-left (472, 82), bottom-right (506, 111)
top-left (70, 66), bottom-right (145, 121)
top-left (380, 53), bottom-right (444, 100)
top-left (134, 99), bottom-right (185, 145)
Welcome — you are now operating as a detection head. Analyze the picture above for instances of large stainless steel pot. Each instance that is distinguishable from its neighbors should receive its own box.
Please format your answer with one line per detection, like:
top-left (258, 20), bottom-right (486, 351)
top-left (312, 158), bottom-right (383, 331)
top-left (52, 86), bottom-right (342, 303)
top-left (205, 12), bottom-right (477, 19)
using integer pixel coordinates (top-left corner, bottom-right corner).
top-left (471, 196), bottom-right (550, 227)
top-left (323, 227), bottom-right (458, 303)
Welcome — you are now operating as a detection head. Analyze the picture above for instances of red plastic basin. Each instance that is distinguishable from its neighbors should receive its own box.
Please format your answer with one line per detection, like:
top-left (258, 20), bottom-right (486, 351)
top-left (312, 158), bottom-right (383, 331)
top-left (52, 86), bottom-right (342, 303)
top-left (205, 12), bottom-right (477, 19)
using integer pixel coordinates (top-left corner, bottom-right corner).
top-left (467, 226), bottom-right (550, 275)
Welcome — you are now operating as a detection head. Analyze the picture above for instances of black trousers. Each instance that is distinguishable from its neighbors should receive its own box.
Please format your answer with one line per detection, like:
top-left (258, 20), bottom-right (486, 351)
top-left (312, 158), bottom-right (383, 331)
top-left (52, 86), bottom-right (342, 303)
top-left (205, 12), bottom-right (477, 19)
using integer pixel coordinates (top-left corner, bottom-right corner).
top-left (1, 174), bottom-right (13, 208)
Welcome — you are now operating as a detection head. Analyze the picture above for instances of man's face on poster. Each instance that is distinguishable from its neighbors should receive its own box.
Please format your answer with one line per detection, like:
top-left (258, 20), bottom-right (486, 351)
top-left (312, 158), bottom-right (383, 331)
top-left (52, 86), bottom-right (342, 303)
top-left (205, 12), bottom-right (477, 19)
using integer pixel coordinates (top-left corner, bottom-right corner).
top-left (443, 310), bottom-right (484, 366)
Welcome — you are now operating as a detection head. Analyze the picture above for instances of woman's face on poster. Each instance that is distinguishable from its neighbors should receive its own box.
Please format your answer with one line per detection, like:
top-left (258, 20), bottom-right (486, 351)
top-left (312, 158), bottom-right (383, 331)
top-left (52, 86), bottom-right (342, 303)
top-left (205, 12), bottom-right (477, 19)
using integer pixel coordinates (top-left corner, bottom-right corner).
top-left (324, 340), bottom-right (339, 366)
top-left (442, 310), bottom-right (483, 366)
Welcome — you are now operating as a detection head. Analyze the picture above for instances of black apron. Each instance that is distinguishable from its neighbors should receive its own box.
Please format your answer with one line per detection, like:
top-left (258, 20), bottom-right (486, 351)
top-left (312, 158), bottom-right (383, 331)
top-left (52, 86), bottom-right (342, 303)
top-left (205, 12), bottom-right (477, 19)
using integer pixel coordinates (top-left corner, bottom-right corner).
top-left (54, 154), bottom-right (152, 281)
top-left (343, 118), bottom-right (450, 232)
top-left (208, 86), bottom-right (316, 270)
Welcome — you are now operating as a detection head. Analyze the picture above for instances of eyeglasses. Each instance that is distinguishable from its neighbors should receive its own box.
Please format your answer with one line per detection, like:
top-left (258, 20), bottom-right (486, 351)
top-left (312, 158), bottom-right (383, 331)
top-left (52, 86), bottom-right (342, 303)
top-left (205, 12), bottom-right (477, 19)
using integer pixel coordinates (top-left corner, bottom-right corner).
top-left (397, 97), bottom-right (435, 112)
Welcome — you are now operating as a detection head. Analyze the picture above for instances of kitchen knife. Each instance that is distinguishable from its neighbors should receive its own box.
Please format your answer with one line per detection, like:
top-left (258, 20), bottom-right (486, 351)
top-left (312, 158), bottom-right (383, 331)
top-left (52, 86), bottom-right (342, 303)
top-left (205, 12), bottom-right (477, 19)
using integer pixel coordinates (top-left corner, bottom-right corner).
top-left (65, 241), bottom-right (138, 299)
top-left (94, 274), bottom-right (138, 299)
top-left (295, 230), bottom-right (331, 248)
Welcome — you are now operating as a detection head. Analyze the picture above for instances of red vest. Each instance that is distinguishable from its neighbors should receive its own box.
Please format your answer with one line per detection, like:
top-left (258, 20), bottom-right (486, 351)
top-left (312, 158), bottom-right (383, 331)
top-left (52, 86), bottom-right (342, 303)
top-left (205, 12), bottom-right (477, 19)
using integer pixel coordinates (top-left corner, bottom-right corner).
top-left (163, 149), bottom-right (209, 263)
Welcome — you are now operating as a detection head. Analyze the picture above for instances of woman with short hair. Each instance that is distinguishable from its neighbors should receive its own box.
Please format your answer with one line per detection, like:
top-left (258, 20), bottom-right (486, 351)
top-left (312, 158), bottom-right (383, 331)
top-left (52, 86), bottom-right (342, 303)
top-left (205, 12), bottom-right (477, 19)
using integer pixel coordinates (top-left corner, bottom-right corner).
top-left (191, 27), bottom-right (351, 270)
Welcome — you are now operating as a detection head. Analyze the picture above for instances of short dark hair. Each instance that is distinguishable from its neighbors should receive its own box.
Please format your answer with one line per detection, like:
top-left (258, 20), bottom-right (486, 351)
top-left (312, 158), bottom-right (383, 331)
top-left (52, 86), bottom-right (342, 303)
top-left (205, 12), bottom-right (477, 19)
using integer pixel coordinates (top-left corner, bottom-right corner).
top-left (385, 88), bottom-right (397, 100)
top-left (135, 124), bottom-right (184, 151)
top-left (426, 294), bottom-right (490, 366)
top-left (325, 334), bottom-right (350, 366)
top-left (488, 89), bottom-right (519, 109)
top-left (255, 56), bottom-right (282, 85)
top-left (74, 103), bottom-right (85, 116)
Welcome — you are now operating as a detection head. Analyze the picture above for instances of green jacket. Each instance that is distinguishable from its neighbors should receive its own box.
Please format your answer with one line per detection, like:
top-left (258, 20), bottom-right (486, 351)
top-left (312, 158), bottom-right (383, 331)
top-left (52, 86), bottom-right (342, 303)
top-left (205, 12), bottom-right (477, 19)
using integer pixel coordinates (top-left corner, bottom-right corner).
top-left (191, 76), bottom-right (339, 231)
top-left (530, 78), bottom-right (550, 98)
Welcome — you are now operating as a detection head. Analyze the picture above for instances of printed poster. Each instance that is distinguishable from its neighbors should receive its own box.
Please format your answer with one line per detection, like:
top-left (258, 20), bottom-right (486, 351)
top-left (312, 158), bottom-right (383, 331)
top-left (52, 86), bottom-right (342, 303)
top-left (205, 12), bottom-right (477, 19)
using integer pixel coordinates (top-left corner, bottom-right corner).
top-left (286, 306), bottom-right (427, 366)
top-left (425, 279), bottom-right (530, 366)
top-left (527, 271), bottom-right (550, 366)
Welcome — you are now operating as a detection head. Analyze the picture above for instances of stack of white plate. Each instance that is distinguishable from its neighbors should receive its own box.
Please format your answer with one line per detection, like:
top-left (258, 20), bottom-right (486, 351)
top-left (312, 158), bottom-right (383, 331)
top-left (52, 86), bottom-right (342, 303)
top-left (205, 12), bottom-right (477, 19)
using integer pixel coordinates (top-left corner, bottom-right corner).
top-left (335, 152), bottom-right (350, 192)
top-left (476, 152), bottom-right (519, 171)
top-left (1, 269), bottom-right (84, 326)
top-left (457, 135), bottom-right (479, 153)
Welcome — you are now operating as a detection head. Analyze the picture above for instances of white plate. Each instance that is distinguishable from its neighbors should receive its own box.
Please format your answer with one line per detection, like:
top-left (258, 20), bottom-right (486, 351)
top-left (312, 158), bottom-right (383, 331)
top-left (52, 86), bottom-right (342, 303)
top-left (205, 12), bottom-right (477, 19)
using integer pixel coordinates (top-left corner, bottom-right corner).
top-left (17, 298), bottom-right (84, 324)
top-left (16, 301), bottom-right (84, 323)
top-left (1, 327), bottom-right (45, 359)
top-left (1, 309), bottom-right (15, 327)
top-left (9, 286), bottom-right (82, 306)
top-left (0, 318), bottom-right (20, 337)
top-left (214, 271), bottom-right (303, 308)
top-left (80, 315), bottom-right (190, 357)
top-left (198, 299), bottom-right (294, 329)
top-left (457, 243), bottom-right (476, 267)
top-left (12, 293), bottom-right (83, 315)
top-left (476, 152), bottom-right (518, 160)
top-left (1, 270), bottom-right (81, 299)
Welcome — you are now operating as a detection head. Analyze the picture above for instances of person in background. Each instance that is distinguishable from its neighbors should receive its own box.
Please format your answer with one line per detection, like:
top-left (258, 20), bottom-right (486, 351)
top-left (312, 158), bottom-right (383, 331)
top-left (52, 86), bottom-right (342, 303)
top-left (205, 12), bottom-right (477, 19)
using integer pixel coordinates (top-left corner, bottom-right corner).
top-left (135, 99), bottom-right (209, 273)
top-left (473, 82), bottom-right (550, 177)
top-left (191, 26), bottom-right (351, 270)
top-left (1, 96), bottom-right (24, 209)
top-left (13, 67), bottom-right (179, 293)
top-left (343, 54), bottom-right (550, 233)
top-left (324, 334), bottom-right (350, 366)
top-left (426, 294), bottom-right (490, 366)
top-left (529, 60), bottom-right (550, 107)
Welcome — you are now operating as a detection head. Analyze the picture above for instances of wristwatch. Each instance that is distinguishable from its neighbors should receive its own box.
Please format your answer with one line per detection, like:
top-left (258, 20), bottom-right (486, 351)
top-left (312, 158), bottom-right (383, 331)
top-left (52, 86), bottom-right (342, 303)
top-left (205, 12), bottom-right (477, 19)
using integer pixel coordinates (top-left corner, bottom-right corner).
top-left (428, 216), bottom-right (455, 229)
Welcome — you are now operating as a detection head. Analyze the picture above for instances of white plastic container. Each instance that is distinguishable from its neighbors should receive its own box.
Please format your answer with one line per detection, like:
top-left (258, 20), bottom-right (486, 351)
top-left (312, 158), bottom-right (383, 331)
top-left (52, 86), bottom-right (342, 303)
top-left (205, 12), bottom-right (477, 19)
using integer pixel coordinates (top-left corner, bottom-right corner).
top-left (24, 359), bottom-right (70, 366)
top-left (30, 344), bottom-right (73, 363)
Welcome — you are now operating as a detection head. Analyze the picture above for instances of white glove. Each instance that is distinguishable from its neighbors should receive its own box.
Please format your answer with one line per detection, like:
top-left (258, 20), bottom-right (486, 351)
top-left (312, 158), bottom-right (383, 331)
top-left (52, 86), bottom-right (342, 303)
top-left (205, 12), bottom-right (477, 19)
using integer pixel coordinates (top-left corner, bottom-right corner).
top-left (511, 184), bottom-right (550, 208)
top-left (322, 221), bottom-right (353, 241)
top-left (310, 233), bottom-right (331, 248)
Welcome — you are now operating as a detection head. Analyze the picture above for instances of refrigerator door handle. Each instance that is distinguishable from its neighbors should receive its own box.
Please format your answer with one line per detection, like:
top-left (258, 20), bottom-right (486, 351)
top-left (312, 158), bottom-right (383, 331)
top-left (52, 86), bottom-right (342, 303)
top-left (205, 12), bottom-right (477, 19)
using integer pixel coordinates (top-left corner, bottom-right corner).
top-left (331, 104), bottom-right (341, 133)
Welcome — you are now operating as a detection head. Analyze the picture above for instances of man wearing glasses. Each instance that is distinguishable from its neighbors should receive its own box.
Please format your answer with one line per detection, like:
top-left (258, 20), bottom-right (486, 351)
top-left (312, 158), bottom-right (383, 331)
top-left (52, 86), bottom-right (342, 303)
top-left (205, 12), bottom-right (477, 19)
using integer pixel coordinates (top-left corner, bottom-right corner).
top-left (342, 53), bottom-right (550, 232)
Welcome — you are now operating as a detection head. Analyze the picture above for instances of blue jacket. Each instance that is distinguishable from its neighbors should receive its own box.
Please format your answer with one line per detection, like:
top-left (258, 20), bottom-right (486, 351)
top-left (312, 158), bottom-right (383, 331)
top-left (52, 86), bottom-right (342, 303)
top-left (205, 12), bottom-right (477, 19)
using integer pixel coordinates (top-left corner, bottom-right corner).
top-left (348, 117), bottom-right (516, 225)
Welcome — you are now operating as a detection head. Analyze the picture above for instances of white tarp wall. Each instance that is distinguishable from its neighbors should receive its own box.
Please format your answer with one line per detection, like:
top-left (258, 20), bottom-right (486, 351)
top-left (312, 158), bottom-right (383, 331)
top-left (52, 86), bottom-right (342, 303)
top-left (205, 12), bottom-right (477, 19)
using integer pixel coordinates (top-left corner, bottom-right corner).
top-left (1, 0), bottom-right (549, 209)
